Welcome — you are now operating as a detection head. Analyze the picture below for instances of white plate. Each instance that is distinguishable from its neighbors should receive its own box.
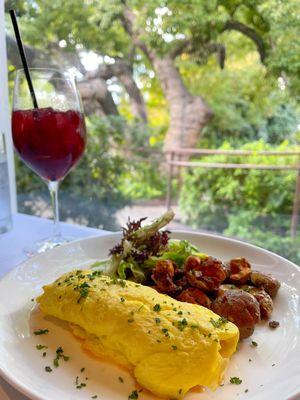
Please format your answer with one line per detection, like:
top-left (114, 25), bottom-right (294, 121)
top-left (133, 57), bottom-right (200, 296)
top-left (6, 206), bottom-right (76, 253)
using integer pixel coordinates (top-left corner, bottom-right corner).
top-left (0, 231), bottom-right (299, 400)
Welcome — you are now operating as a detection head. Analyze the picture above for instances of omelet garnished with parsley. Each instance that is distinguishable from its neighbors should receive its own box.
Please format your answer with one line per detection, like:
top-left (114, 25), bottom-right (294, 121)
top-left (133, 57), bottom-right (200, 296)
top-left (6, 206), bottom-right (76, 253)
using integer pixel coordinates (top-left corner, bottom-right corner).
top-left (37, 270), bottom-right (239, 399)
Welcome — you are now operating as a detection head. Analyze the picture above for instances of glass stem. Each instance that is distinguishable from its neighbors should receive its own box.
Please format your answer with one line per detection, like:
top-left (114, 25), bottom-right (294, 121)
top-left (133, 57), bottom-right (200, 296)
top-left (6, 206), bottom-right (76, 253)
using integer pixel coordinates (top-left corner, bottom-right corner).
top-left (48, 181), bottom-right (61, 239)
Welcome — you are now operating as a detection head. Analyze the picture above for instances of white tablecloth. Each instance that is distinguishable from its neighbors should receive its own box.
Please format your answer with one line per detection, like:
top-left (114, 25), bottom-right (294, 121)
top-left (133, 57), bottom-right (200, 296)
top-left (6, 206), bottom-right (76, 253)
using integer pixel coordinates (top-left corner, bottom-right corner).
top-left (0, 213), bottom-right (109, 400)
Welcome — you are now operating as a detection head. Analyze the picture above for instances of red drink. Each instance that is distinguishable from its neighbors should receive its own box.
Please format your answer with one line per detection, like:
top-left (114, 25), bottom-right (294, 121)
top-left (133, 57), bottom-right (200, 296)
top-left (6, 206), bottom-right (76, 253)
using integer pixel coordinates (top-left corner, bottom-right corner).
top-left (12, 107), bottom-right (86, 181)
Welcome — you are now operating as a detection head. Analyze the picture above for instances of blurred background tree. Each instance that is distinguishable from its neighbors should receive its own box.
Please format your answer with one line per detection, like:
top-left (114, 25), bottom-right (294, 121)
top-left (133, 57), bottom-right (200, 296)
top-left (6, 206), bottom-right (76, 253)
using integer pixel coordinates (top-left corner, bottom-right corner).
top-left (4, 0), bottom-right (300, 261)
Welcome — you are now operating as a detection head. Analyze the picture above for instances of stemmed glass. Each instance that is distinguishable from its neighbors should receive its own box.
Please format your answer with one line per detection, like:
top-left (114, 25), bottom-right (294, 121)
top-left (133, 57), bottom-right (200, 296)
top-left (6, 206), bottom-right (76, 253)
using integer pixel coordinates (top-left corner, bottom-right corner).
top-left (12, 68), bottom-right (86, 255)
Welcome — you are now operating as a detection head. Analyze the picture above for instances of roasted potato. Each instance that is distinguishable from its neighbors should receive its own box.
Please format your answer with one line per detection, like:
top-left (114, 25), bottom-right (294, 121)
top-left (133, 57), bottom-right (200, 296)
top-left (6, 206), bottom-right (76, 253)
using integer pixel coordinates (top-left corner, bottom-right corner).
top-left (184, 256), bottom-right (227, 292)
top-left (242, 285), bottom-right (273, 319)
top-left (250, 271), bottom-right (280, 298)
top-left (211, 289), bottom-right (261, 339)
top-left (152, 260), bottom-right (177, 293)
top-left (218, 284), bottom-right (239, 296)
top-left (177, 287), bottom-right (212, 308)
top-left (227, 258), bottom-right (251, 284)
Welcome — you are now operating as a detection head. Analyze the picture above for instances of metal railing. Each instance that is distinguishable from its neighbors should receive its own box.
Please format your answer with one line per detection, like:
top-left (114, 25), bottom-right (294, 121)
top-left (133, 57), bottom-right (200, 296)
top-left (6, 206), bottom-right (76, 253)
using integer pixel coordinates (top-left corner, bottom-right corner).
top-left (165, 148), bottom-right (300, 238)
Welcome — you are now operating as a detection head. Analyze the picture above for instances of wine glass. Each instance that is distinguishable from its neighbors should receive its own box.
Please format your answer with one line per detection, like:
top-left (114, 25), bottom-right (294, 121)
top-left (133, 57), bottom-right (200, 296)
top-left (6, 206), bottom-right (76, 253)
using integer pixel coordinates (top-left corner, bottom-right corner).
top-left (12, 68), bottom-right (86, 255)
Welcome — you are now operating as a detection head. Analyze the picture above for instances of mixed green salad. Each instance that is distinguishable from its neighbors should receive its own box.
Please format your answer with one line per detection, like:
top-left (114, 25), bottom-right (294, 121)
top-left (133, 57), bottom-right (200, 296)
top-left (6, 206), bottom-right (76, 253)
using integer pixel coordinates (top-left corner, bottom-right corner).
top-left (95, 210), bottom-right (206, 283)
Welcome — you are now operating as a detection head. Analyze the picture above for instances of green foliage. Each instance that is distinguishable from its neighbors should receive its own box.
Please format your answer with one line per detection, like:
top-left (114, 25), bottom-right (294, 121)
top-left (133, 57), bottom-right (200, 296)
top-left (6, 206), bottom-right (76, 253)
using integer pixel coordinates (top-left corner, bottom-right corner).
top-left (225, 211), bottom-right (300, 264)
top-left (16, 114), bottom-right (166, 228)
top-left (16, 115), bottom-right (130, 229)
top-left (8, 0), bottom-right (300, 260)
top-left (179, 140), bottom-right (300, 263)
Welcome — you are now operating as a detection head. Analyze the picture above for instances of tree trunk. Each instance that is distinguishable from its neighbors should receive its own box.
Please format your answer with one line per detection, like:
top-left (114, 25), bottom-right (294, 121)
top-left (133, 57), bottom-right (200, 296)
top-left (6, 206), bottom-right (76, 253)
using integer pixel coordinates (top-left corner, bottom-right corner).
top-left (90, 59), bottom-right (147, 122)
top-left (78, 78), bottom-right (118, 116)
top-left (152, 56), bottom-right (213, 149)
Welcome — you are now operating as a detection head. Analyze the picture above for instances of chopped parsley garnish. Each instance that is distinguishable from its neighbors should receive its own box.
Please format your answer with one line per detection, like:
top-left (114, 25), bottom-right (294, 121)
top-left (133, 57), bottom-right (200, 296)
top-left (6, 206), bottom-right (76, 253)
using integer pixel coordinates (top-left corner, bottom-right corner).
top-left (45, 366), bottom-right (52, 373)
top-left (127, 319), bottom-right (134, 323)
top-left (53, 358), bottom-right (59, 368)
top-left (36, 344), bottom-right (48, 350)
top-left (42, 352), bottom-right (47, 357)
top-left (118, 376), bottom-right (124, 383)
top-left (179, 388), bottom-right (182, 394)
top-left (80, 367), bottom-right (85, 373)
top-left (153, 304), bottom-right (161, 312)
top-left (76, 383), bottom-right (86, 389)
top-left (120, 297), bottom-right (125, 302)
top-left (128, 390), bottom-right (139, 399)
top-left (53, 347), bottom-right (69, 367)
top-left (210, 317), bottom-right (228, 328)
top-left (92, 270), bottom-right (103, 276)
top-left (76, 282), bottom-right (90, 303)
top-left (91, 396), bottom-right (98, 399)
top-left (230, 377), bottom-right (242, 385)
top-left (171, 345), bottom-right (177, 350)
top-left (34, 329), bottom-right (49, 335)
top-left (177, 310), bottom-right (183, 315)
top-left (177, 318), bottom-right (188, 331)
top-left (245, 389), bottom-right (249, 393)
top-left (251, 340), bottom-right (258, 347)
top-left (155, 318), bottom-right (161, 324)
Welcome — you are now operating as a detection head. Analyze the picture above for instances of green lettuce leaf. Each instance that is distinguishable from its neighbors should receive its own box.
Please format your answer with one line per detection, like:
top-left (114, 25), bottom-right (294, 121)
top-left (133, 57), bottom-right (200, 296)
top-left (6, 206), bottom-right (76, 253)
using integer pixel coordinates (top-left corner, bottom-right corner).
top-left (117, 260), bottom-right (146, 283)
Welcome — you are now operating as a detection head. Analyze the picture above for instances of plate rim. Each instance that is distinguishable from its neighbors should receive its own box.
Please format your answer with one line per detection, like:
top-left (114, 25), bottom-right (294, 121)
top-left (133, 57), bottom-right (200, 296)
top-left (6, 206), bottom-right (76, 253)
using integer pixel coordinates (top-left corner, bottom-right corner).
top-left (0, 229), bottom-right (299, 400)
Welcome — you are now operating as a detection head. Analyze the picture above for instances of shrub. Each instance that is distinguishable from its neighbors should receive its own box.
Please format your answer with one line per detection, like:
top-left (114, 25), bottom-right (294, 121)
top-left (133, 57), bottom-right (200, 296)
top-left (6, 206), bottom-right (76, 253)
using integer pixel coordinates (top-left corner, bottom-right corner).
top-left (15, 114), bottom-right (166, 229)
top-left (179, 140), bottom-right (300, 264)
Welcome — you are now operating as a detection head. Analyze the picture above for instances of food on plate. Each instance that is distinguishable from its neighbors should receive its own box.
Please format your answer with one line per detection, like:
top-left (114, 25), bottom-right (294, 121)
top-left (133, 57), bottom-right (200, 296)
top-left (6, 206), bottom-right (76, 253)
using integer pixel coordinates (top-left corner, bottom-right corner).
top-left (226, 258), bottom-right (251, 284)
top-left (177, 287), bottom-right (212, 308)
top-left (250, 271), bottom-right (280, 298)
top-left (211, 290), bottom-right (261, 339)
top-left (184, 256), bottom-right (227, 292)
top-left (99, 210), bottom-right (280, 340)
top-left (241, 286), bottom-right (273, 319)
top-left (37, 271), bottom-right (239, 399)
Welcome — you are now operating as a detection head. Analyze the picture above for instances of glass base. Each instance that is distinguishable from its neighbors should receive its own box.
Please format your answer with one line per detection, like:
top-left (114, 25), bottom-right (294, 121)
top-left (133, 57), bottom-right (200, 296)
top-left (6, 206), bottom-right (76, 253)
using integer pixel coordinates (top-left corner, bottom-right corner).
top-left (24, 235), bottom-right (75, 257)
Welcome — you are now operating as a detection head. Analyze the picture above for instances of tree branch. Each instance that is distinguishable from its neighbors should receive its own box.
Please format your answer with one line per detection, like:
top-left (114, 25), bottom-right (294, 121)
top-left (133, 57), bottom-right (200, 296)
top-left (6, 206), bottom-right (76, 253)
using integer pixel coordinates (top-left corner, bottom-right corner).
top-left (169, 39), bottom-right (191, 59)
top-left (225, 20), bottom-right (266, 63)
top-left (206, 43), bottom-right (226, 69)
top-left (120, 4), bottom-right (154, 61)
top-left (87, 58), bottom-right (147, 122)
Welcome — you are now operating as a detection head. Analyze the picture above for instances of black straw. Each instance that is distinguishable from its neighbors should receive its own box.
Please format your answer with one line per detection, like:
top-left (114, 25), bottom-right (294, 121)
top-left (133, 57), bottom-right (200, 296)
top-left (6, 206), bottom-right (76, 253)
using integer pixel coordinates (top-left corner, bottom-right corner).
top-left (9, 9), bottom-right (39, 109)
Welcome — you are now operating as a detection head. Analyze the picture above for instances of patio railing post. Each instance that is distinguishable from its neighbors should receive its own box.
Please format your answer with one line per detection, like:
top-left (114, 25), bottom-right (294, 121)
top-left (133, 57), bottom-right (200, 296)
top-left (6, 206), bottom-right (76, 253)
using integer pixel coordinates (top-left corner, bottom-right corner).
top-left (291, 166), bottom-right (300, 238)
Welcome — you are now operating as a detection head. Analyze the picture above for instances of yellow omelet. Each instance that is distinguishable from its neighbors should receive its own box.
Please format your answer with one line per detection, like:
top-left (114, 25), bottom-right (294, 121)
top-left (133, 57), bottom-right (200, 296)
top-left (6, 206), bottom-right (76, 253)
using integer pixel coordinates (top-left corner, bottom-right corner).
top-left (37, 270), bottom-right (239, 399)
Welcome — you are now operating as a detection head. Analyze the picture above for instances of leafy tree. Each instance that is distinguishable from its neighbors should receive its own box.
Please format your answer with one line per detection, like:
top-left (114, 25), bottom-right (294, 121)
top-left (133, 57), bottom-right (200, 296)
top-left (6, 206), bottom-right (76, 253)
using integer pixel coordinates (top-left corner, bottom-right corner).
top-left (5, 0), bottom-right (300, 148)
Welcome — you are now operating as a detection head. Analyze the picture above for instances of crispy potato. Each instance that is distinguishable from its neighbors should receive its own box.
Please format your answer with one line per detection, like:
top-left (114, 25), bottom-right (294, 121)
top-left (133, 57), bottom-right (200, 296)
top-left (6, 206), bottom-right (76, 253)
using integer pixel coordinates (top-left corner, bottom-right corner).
top-left (185, 256), bottom-right (227, 292)
top-left (242, 285), bottom-right (273, 319)
top-left (211, 289), bottom-right (261, 339)
top-left (177, 287), bottom-right (212, 308)
top-left (228, 258), bottom-right (251, 285)
top-left (152, 260), bottom-right (177, 293)
top-left (250, 271), bottom-right (280, 298)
